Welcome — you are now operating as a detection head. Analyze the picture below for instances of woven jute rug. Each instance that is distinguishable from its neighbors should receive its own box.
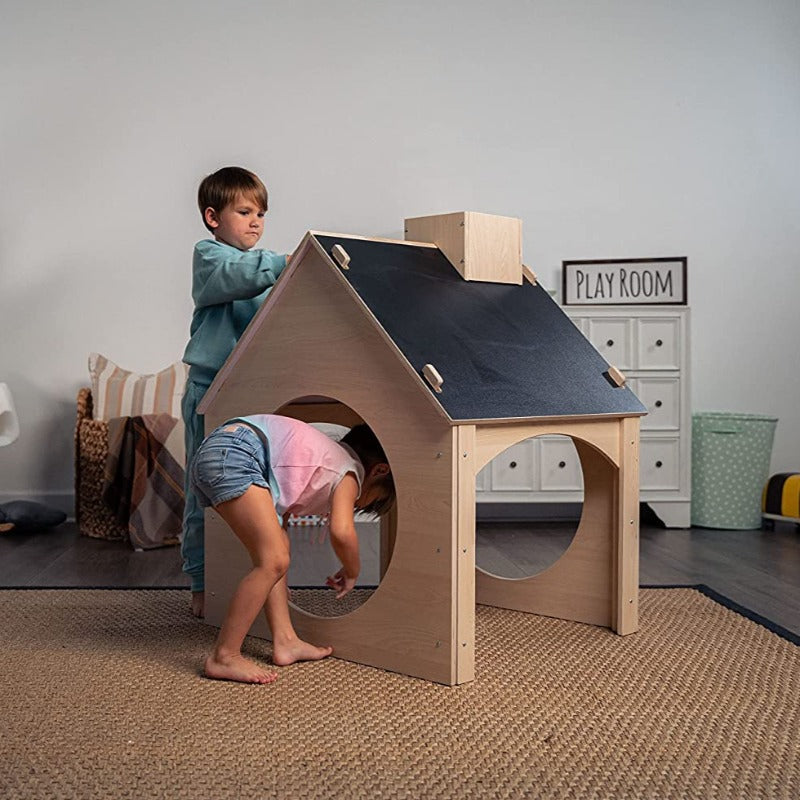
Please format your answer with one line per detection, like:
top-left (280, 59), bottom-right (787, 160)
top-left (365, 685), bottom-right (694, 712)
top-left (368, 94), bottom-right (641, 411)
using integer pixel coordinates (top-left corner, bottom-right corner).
top-left (1, 588), bottom-right (797, 799)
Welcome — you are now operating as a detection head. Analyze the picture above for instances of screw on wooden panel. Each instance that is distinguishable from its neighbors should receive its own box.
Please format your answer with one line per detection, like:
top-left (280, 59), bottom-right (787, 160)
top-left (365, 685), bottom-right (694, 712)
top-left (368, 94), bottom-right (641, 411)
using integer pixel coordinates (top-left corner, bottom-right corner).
top-left (436, 548), bottom-right (441, 553)
top-left (422, 363), bottom-right (444, 393)
top-left (435, 641), bottom-right (441, 647)
top-left (436, 452), bottom-right (443, 458)
top-left (331, 244), bottom-right (350, 270)
top-left (462, 642), bottom-right (467, 647)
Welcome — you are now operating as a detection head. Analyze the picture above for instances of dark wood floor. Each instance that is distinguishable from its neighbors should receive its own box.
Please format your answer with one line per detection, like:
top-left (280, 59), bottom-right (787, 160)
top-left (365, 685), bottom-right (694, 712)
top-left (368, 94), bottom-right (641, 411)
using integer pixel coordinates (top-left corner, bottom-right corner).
top-left (1, 518), bottom-right (798, 637)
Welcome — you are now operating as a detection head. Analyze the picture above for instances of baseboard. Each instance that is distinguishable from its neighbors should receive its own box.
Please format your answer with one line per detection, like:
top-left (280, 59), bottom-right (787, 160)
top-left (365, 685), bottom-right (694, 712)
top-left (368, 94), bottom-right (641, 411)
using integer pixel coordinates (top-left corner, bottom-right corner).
top-left (0, 490), bottom-right (75, 521)
top-left (476, 502), bottom-right (583, 522)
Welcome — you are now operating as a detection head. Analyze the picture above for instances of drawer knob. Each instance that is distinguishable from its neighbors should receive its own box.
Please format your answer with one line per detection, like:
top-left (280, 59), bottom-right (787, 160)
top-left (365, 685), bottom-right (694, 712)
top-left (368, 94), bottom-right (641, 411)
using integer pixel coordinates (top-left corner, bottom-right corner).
top-left (509, 461), bottom-right (517, 469)
top-left (655, 339), bottom-right (663, 347)
top-left (655, 400), bottom-right (663, 408)
top-left (606, 339), bottom-right (614, 347)
top-left (655, 460), bottom-right (663, 468)
top-left (558, 461), bottom-right (566, 469)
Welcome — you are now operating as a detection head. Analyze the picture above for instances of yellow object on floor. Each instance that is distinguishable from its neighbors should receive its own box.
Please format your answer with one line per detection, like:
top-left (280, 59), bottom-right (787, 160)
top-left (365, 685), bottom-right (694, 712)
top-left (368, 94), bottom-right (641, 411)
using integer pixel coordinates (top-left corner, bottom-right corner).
top-left (762, 472), bottom-right (800, 523)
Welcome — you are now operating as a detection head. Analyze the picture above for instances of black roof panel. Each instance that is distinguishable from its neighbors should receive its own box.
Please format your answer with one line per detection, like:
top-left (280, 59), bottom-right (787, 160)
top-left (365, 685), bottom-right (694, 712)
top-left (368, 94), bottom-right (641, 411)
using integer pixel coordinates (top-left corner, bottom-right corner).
top-left (314, 234), bottom-right (647, 421)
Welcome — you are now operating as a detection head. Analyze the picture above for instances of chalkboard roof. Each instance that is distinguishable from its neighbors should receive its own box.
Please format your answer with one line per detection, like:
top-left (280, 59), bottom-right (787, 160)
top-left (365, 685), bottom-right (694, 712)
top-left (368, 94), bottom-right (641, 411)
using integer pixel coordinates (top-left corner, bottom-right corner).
top-left (307, 233), bottom-right (646, 423)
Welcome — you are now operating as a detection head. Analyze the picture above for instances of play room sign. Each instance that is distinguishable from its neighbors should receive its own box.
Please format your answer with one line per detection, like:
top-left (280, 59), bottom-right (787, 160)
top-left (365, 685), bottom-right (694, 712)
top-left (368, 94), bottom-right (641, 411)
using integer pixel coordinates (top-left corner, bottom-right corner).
top-left (562, 257), bottom-right (687, 306)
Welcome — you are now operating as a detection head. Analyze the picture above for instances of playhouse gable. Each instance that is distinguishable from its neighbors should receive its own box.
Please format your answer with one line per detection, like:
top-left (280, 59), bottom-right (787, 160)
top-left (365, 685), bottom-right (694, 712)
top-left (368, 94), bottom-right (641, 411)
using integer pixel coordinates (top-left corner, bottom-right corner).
top-left (197, 233), bottom-right (447, 426)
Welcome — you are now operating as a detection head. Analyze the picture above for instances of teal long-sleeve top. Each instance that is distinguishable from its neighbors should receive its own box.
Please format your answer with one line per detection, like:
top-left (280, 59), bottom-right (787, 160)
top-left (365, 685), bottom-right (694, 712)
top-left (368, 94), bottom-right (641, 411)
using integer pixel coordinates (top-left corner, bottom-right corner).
top-left (182, 239), bottom-right (287, 386)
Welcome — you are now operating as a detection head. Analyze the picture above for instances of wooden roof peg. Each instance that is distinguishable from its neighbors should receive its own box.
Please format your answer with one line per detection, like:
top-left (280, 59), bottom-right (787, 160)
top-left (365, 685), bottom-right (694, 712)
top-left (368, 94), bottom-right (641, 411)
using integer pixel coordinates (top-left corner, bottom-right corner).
top-left (422, 363), bottom-right (444, 393)
top-left (332, 244), bottom-right (351, 270)
top-left (606, 366), bottom-right (627, 387)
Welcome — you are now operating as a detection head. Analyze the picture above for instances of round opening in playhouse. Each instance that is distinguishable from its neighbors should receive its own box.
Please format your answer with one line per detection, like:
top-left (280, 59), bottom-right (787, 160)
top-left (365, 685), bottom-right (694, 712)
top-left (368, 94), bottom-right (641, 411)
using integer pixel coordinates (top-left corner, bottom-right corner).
top-left (476, 434), bottom-right (585, 579)
top-left (274, 396), bottom-right (395, 619)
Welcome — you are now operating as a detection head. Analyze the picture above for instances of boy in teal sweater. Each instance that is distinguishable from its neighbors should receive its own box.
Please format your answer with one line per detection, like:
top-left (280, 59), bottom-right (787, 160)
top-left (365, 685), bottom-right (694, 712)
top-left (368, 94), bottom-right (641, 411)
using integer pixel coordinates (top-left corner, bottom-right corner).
top-left (181, 166), bottom-right (289, 617)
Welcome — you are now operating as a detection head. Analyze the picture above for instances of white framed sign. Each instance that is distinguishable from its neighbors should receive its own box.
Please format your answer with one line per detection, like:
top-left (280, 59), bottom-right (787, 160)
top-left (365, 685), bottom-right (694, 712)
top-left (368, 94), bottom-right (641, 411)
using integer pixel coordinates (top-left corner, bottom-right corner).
top-left (562, 257), bottom-right (687, 306)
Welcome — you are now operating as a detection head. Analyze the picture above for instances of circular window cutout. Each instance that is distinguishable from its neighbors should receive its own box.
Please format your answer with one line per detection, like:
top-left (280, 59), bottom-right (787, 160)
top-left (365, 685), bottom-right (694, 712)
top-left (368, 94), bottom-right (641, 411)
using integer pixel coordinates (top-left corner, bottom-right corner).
top-left (274, 399), bottom-right (395, 618)
top-left (476, 434), bottom-right (584, 579)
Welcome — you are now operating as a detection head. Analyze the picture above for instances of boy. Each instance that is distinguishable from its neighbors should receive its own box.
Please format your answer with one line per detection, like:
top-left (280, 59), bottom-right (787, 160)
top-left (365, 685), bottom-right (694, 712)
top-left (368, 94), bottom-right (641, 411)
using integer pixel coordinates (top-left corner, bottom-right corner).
top-left (181, 167), bottom-right (290, 618)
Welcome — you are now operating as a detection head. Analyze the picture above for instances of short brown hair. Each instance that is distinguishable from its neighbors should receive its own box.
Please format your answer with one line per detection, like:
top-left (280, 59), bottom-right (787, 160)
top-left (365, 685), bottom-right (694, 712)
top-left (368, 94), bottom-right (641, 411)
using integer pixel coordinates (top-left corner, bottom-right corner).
top-left (197, 166), bottom-right (269, 232)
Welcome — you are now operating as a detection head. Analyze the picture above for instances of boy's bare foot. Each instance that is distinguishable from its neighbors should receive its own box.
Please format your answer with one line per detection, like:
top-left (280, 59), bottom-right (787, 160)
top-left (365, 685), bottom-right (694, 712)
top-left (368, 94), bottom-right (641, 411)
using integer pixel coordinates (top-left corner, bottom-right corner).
top-left (191, 591), bottom-right (205, 618)
top-left (204, 653), bottom-right (277, 684)
top-left (272, 637), bottom-right (333, 666)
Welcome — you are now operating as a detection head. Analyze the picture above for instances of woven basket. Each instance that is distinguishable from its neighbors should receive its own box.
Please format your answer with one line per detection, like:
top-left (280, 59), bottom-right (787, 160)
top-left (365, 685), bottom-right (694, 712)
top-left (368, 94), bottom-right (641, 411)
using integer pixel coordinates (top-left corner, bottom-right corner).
top-left (74, 387), bottom-right (128, 541)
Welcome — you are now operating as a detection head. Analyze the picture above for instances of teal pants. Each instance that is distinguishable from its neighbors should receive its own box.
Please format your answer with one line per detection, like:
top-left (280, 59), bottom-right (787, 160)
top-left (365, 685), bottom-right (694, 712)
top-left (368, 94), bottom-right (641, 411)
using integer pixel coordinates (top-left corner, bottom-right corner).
top-left (181, 379), bottom-right (210, 592)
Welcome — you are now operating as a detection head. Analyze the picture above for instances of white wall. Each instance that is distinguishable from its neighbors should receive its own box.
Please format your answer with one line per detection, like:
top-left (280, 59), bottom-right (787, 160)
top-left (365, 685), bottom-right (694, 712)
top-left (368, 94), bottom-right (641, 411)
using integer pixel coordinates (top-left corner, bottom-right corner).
top-left (1, 0), bottom-right (798, 513)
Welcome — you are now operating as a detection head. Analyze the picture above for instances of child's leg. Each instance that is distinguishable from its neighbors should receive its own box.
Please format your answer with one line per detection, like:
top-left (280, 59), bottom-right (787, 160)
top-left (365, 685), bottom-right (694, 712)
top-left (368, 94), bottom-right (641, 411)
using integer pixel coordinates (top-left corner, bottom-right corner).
top-left (263, 575), bottom-right (333, 665)
top-left (204, 485), bottom-right (289, 684)
top-left (180, 380), bottom-right (207, 616)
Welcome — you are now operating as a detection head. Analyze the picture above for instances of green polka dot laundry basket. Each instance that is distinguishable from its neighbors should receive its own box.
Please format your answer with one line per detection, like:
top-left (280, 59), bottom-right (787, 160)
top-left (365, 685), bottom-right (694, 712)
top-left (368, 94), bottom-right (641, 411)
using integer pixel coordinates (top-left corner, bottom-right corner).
top-left (691, 412), bottom-right (778, 529)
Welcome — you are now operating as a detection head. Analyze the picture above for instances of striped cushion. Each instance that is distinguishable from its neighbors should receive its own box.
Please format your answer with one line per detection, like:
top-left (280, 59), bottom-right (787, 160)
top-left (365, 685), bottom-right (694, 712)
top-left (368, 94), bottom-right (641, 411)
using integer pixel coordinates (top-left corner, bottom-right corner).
top-left (88, 353), bottom-right (188, 422)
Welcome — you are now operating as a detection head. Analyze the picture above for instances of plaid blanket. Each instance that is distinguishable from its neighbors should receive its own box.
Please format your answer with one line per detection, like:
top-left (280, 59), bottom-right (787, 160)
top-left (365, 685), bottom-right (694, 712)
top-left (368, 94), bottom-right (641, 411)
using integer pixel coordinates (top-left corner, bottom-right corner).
top-left (102, 414), bottom-right (185, 550)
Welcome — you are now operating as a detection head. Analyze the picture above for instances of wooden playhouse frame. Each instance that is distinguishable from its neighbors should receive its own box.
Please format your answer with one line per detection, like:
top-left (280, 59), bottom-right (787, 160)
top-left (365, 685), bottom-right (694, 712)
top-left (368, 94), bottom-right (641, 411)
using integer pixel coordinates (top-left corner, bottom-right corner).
top-left (198, 213), bottom-right (644, 686)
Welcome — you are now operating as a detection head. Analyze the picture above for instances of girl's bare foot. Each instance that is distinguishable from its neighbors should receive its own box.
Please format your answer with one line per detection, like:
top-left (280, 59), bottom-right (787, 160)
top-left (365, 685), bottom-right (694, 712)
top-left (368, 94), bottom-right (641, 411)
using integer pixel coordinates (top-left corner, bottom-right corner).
top-left (272, 637), bottom-right (333, 666)
top-left (204, 653), bottom-right (277, 684)
top-left (191, 591), bottom-right (205, 618)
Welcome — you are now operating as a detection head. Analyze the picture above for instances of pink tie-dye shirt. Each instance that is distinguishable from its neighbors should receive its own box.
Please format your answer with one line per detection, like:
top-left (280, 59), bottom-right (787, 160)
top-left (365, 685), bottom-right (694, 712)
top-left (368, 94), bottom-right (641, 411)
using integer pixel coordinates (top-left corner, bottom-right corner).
top-left (235, 414), bottom-right (364, 518)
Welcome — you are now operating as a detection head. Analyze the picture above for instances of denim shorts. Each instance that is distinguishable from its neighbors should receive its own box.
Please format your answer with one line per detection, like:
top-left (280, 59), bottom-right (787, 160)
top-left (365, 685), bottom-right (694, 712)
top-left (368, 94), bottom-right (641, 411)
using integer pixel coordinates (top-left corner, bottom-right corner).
top-left (190, 424), bottom-right (271, 508)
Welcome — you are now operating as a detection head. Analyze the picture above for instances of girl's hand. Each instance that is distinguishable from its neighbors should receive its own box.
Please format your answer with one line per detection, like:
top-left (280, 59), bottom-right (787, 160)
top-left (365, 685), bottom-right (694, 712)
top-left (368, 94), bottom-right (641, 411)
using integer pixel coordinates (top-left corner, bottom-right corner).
top-left (325, 568), bottom-right (357, 599)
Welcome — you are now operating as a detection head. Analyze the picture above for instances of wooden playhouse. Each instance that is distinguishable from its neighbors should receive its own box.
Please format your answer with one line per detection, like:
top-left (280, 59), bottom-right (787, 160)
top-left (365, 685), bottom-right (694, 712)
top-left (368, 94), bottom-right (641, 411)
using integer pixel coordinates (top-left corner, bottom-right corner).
top-left (197, 212), bottom-right (647, 686)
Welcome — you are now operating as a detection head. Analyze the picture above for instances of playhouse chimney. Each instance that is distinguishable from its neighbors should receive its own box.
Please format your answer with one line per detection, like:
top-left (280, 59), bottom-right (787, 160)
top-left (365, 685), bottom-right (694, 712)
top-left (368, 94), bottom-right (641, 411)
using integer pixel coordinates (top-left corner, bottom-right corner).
top-left (404, 211), bottom-right (522, 285)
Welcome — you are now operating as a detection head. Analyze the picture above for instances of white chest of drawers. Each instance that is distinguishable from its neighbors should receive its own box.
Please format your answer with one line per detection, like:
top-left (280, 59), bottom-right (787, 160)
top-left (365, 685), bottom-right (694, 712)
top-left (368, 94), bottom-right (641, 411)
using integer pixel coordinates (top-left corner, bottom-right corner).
top-left (476, 305), bottom-right (691, 528)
